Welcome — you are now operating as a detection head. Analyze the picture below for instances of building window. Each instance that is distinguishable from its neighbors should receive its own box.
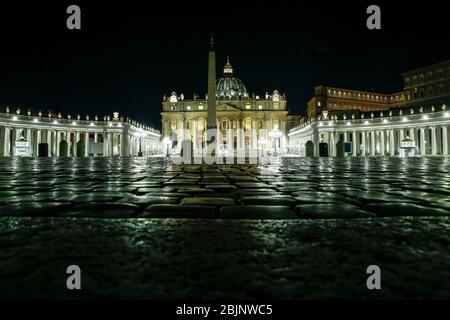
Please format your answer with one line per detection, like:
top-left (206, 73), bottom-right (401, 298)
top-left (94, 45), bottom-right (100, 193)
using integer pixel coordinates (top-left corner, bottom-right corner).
top-left (171, 120), bottom-right (177, 131)
top-left (198, 105), bottom-right (204, 110)
top-left (222, 120), bottom-right (228, 129)
top-left (258, 105), bottom-right (263, 110)
top-left (245, 104), bottom-right (251, 110)
top-left (317, 101), bottom-right (321, 107)
top-left (187, 106), bottom-right (191, 110)
top-left (186, 122), bottom-right (190, 130)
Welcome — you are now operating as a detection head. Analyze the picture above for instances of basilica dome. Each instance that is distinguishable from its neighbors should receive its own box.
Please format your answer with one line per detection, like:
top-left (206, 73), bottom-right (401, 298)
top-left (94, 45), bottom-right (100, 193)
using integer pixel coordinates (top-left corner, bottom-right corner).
top-left (216, 58), bottom-right (248, 99)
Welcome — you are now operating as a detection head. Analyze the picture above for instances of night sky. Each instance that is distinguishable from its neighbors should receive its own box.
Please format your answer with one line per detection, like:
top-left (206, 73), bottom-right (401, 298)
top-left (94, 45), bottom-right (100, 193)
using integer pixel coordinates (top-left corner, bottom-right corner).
top-left (0, 1), bottom-right (449, 130)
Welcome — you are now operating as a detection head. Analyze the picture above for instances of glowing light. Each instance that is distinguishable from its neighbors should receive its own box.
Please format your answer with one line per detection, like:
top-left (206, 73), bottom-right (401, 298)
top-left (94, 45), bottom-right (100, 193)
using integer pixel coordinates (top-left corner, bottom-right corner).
top-left (12, 116), bottom-right (18, 121)
top-left (444, 112), bottom-right (450, 118)
top-left (383, 119), bottom-right (388, 123)
top-left (318, 122), bottom-right (323, 126)
top-left (402, 117), bottom-right (408, 122)
top-left (33, 118), bottom-right (38, 123)
top-left (108, 123), bottom-right (113, 127)
top-left (53, 120), bottom-right (58, 124)
top-left (328, 121), bottom-right (333, 126)
top-left (364, 120), bottom-right (369, 125)
top-left (422, 115), bottom-right (429, 120)
top-left (346, 121), bottom-right (351, 125)
top-left (90, 122), bottom-right (95, 126)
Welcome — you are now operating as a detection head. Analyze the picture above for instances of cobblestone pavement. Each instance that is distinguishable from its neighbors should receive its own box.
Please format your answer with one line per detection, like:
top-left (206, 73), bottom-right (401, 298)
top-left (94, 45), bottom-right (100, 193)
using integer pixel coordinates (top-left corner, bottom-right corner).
top-left (0, 157), bottom-right (449, 299)
top-left (1, 156), bottom-right (450, 218)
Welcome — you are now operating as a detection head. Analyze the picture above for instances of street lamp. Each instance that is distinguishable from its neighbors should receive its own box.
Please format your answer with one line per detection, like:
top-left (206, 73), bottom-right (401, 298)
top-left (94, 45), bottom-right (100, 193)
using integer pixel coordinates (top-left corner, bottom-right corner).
top-left (163, 137), bottom-right (171, 158)
top-left (269, 129), bottom-right (281, 156)
top-left (258, 137), bottom-right (266, 157)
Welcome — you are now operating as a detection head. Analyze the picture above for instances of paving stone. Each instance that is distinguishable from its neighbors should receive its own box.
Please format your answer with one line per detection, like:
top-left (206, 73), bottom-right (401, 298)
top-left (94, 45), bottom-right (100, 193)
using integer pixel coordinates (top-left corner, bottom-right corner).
top-left (203, 185), bottom-right (237, 193)
top-left (220, 205), bottom-right (297, 219)
top-left (339, 191), bottom-right (418, 204)
top-left (240, 196), bottom-right (296, 206)
top-left (55, 194), bottom-right (118, 203)
top-left (59, 203), bottom-right (140, 218)
top-left (140, 204), bottom-right (216, 218)
top-left (117, 195), bottom-right (179, 206)
top-left (180, 197), bottom-right (235, 206)
top-left (32, 191), bottom-right (82, 201)
top-left (296, 204), bottom-right (376, 219)
top-left (177, 187), bottom-right (216, 195)
top-left (364, 203), bottom-right (450, 217)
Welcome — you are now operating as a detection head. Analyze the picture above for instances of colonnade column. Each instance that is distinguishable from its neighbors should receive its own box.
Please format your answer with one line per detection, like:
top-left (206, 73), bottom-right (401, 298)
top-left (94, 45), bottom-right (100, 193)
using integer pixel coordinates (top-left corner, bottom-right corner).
top-left (36, 129), bottom-right (41, 156)
top-left (329, 132), bottom-right (335, 156)
top-left (431, 127), bottom-right (437, 156)
top-left (442, 126), bottom-right (448, 155)
top-left (352, 131), bottom-right (357, 157)
top-left (3, 127), bottom-right (10, 156)
top-left (361, 132), bottom-right (366, 156)
top-left (74, 132), bottom-right (79, 157)
top-left (67, 131), bottom-right (71, 156)
top-left (419, 128), bottom-right (425, 155)
top-left (370, 131), bottom-right (376, 156)
top-left (85, 132), bottom-right (89, 156)
top-left (380, 130), bottom-right (385, 156)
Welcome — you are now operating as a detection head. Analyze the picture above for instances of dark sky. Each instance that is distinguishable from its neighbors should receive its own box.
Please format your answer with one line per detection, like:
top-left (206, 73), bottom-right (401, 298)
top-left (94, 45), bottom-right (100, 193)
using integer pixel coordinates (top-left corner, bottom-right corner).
top-left (0, 0), bottom-right (449, 130)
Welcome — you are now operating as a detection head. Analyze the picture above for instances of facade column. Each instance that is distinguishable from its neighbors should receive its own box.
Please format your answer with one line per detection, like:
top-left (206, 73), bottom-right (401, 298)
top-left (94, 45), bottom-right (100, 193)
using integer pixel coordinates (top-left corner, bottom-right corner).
top-left (352, 131), bottom-right (357, 157)
top-left (431, 127), bottom-right (437, 155)
top-left (380, 130), bottom-right (385, 156)
top-left (442, 126), bottom-right (448, 155)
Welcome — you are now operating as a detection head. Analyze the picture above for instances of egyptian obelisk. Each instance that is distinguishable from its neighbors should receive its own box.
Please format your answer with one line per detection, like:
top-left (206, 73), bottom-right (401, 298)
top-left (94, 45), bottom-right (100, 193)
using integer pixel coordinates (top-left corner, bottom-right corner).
top-left (206, 33), bottom-right (217, 159)
top-left (207, 33), bottom-right (217, 130)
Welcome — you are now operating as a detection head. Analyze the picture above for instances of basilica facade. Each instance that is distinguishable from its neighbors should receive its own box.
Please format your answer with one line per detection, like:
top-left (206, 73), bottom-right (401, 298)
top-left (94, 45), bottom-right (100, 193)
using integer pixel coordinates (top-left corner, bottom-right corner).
top-left (161, 58), bottom-right (295, 155)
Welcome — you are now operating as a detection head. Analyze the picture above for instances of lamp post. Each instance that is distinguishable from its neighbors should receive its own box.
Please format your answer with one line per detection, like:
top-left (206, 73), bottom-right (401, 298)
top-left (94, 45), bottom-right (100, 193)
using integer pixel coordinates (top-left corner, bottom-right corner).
top-left (269, 129), bottom-right (281, 156)
top-left (258, 137), bottom-right (266, 158)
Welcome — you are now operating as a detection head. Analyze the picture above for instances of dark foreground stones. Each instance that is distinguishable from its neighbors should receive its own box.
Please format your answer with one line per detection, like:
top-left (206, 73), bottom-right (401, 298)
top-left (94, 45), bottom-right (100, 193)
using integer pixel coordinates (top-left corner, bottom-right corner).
top-left (0, 216), bottom-right (449, 299)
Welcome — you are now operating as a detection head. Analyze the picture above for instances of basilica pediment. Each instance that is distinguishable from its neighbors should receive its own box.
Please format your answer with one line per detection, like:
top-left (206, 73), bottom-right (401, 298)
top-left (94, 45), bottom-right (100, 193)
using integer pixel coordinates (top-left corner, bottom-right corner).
top-left (216, 103), bottom-right (241, 112)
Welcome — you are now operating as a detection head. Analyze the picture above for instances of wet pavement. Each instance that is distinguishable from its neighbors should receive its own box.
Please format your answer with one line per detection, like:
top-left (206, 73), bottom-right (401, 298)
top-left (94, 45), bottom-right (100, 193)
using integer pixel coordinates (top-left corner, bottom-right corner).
top-left (1, 156), bottom-right (450, 218)
top-left (0, 156), bottom-right (450, 298)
